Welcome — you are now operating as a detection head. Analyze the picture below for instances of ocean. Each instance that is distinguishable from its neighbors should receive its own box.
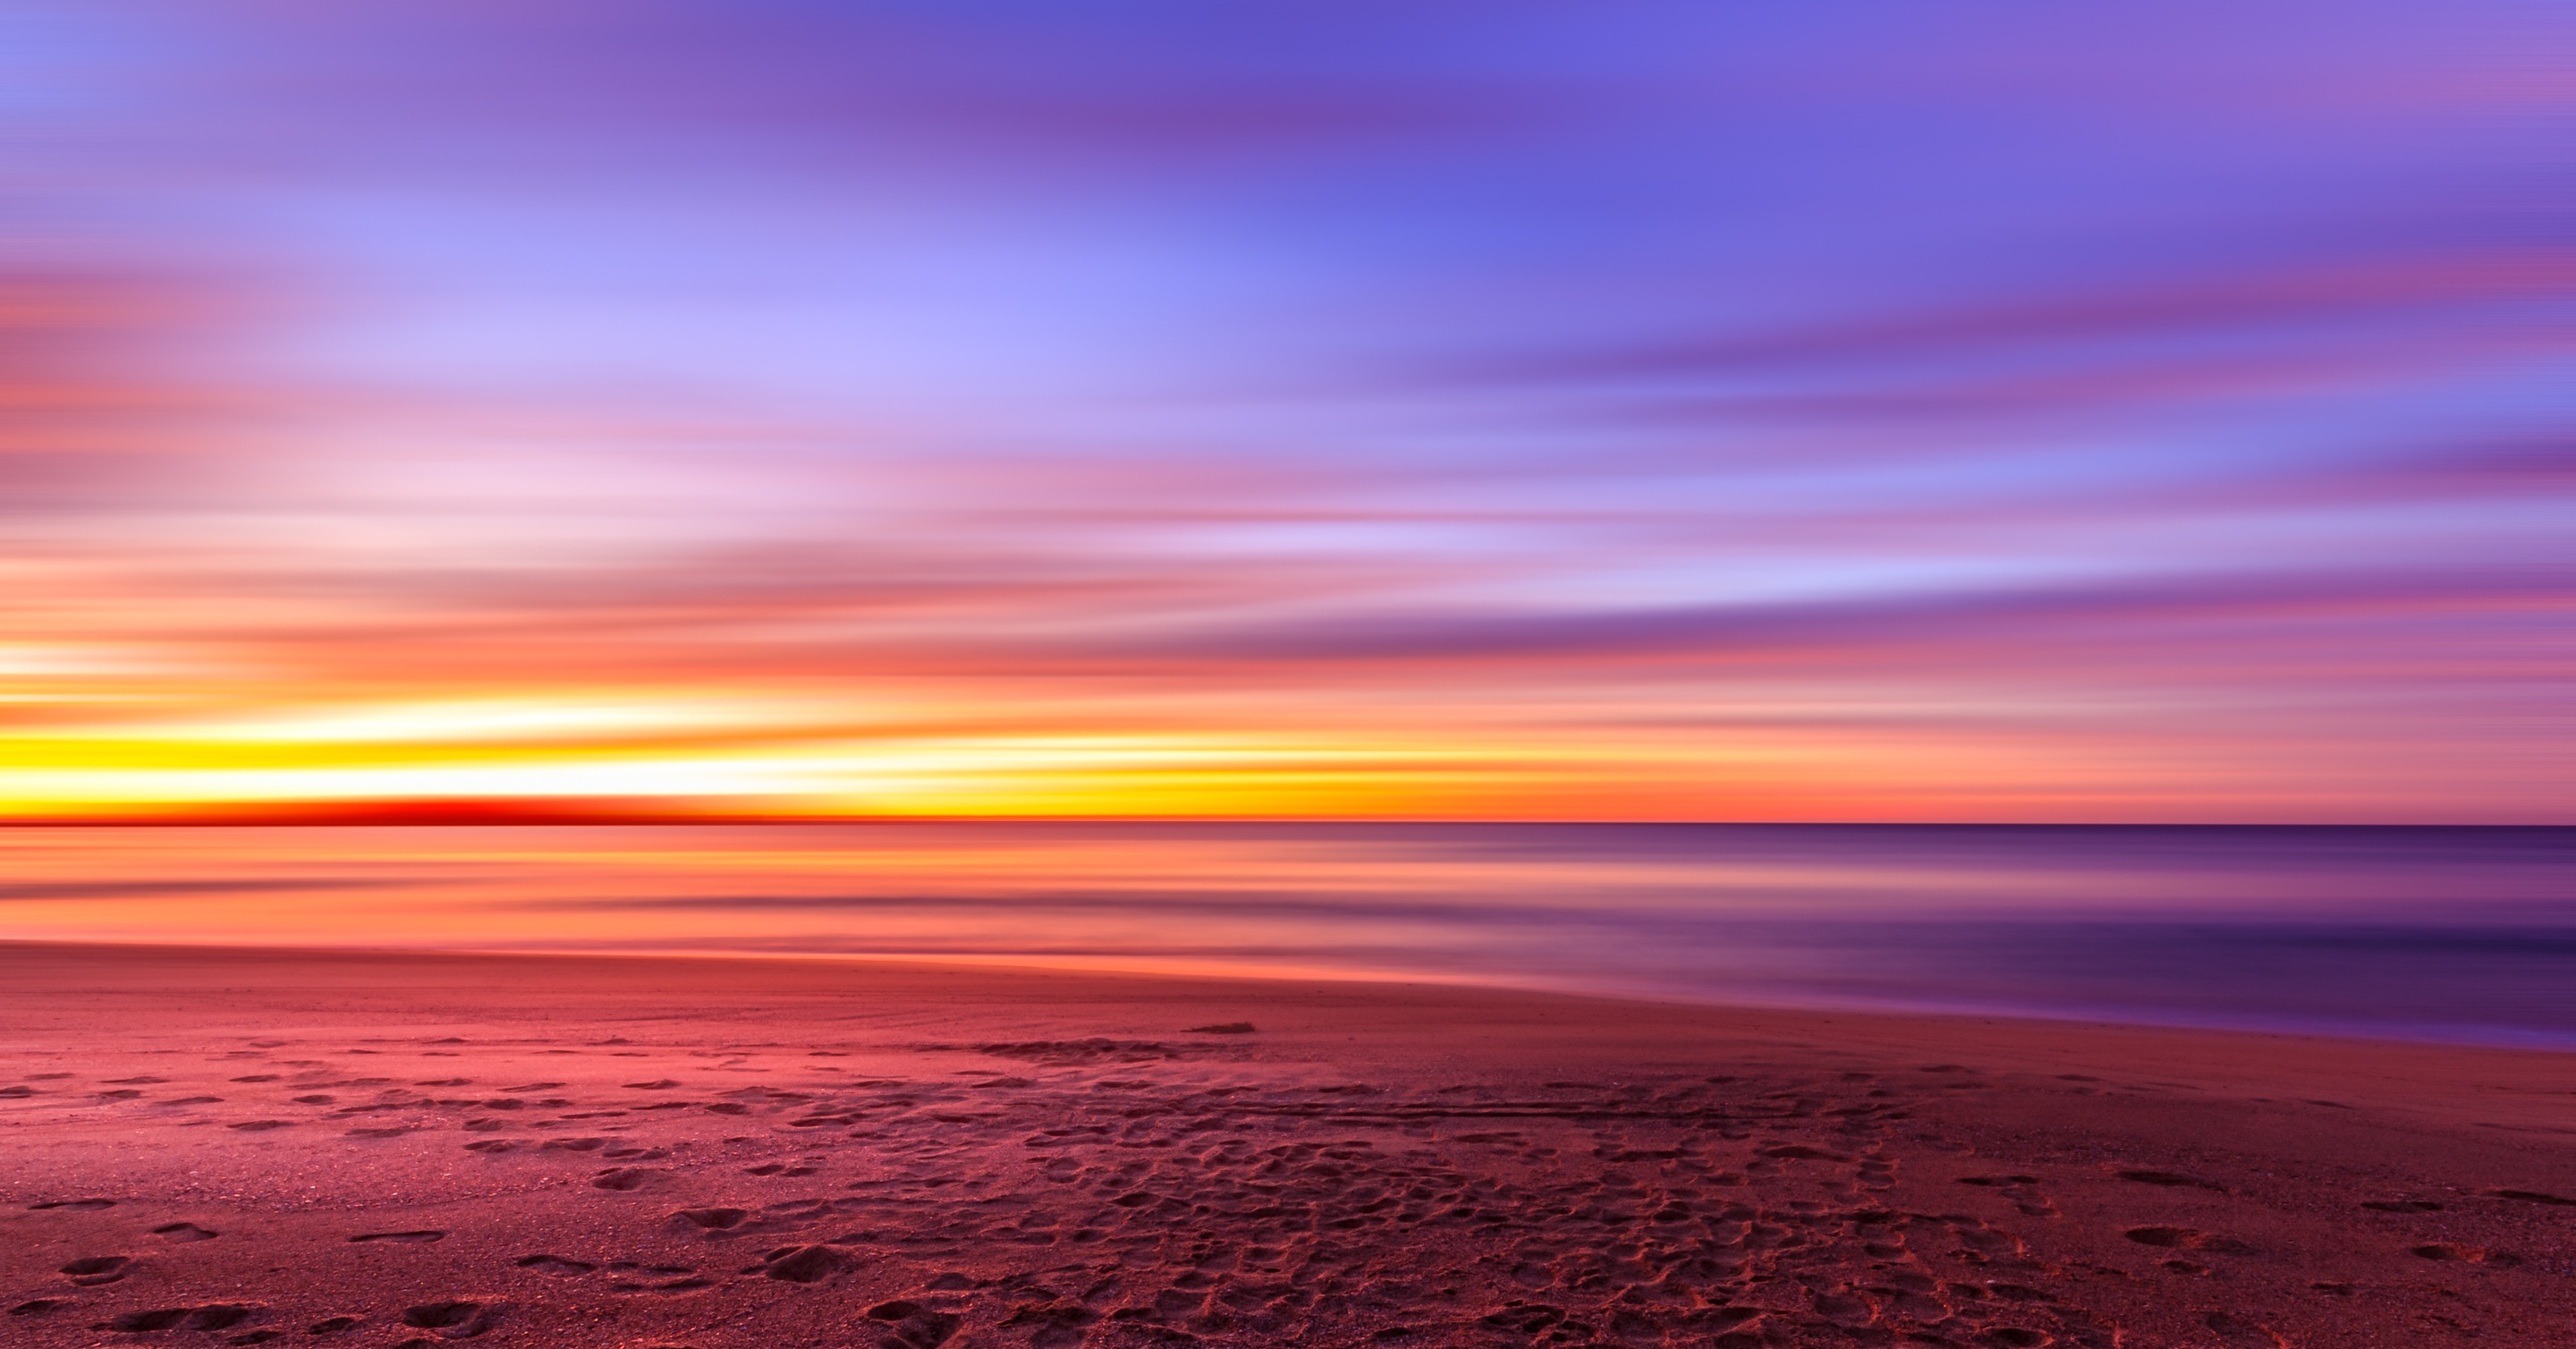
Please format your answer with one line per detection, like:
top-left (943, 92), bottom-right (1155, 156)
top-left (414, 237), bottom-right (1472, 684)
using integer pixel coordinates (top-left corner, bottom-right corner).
top-left (4, 823), bottom-right (2570, 1048)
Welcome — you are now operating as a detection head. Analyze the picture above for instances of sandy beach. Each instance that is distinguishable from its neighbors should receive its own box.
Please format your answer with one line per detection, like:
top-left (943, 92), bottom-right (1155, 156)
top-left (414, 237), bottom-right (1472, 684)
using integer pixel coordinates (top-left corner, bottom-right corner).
top-left (4, 942), bottom-right (2571, 1348)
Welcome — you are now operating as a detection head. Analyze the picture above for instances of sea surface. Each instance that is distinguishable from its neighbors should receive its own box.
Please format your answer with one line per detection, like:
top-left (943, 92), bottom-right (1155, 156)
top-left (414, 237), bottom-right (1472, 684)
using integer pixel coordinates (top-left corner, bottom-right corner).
top-left (4, 823), bottom-right (2571, 1048)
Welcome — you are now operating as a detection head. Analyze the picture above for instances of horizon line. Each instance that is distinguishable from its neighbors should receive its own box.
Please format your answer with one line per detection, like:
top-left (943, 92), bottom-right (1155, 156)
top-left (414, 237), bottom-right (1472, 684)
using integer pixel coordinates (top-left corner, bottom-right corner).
top-left (0, 803), bottom-right (2562, 830)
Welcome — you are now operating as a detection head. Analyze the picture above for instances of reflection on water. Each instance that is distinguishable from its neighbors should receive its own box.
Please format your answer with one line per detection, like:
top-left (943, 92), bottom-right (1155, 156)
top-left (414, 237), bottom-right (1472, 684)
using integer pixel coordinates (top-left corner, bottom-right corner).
top-left (4, 824), bottom-right (2570, 1047)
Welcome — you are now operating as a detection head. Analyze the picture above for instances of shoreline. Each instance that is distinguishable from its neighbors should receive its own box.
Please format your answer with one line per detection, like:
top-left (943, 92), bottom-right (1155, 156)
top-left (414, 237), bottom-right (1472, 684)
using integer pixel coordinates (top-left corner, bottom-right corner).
top-left (9, 934), bottom-right (2576, 1061)
top-left (5, 941), bottom-right (2572, 1345)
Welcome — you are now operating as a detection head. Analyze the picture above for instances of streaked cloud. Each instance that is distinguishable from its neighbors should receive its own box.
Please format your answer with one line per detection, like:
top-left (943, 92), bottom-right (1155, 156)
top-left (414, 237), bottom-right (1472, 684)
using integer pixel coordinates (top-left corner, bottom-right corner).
top-left (1, 2), bottom-right (2566, 820)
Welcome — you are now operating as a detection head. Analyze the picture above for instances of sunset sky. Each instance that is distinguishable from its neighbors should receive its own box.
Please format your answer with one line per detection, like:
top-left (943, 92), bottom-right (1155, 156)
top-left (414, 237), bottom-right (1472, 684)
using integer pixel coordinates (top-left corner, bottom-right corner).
top-left (4, 3), bottom-right (2567, 821)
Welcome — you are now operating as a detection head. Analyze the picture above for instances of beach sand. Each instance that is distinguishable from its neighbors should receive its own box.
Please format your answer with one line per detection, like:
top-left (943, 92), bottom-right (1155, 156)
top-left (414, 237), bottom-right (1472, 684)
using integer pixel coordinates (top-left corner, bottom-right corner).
top-left (2, 942), bottom-right (2570, 1347)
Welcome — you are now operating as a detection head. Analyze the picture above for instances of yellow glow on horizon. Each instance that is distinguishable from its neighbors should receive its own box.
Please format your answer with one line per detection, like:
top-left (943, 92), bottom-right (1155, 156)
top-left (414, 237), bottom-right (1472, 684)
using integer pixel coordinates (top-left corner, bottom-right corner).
top-left (0, 663), bottom-right (2349, 822)
top-left (0, 729), bottom-right (1454, 809)
top-left (0, 708), bottom-right (1997, 819)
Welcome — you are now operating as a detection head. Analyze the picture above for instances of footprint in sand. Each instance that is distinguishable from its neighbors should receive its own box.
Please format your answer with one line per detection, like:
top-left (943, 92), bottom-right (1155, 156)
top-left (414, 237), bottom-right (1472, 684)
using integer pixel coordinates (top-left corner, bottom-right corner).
top-left (2117, 1169), bottom-right (2229, 1192)
top-left (30, 1199), bottom-right (115, 1211)
top-left (60, 1256), bottom-right (131, 1285)
top-left (104, 1304), bottom-right (259, 1334)
top-left (1002, 1298), bottom-right (1098, 1347)
top-left (2126, 1226), bottom-right (2255, 1255)
top-left (754, 1245), bottom-right (844, 1284)
top-left (351, 1230), bottom-right (446, 1243)
top-left (0, 1085), bottom-right (33, 1098)
top-left (1958, 1174), bottom-right (2058, 1217)
top-left (152, 1222), bottom-right (219, 1243)
top-left (399, 1299), bottom-right (494, 1338)
top-left (866, 1298), bottom-right (962, 1345)
top-left (2412, 1243), bottom-right (2519, 1266)
top-left (226, 1119), bottom-right (292, 1132)
top-left (514, 1254), bottom-right (597, 1276)
top-left (592, 1167), bottom-right (661, 1192)
top-left (2202, 1309), bottom-right (2293, 1347)
top-left (603, 1261), bottom-right (710, 1293)
top-left (100, 1308), bottom-right (192, 1332)
top-left (307, 1315), bottom-right (363, 1334)
top-left (9, 1300), bottom-right (67, 1317)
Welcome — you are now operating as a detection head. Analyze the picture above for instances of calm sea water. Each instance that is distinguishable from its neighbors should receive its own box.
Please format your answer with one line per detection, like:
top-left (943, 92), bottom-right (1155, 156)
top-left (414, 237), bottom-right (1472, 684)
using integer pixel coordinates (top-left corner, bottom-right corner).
top-left (4, 824), bottom-right (2570, 1048)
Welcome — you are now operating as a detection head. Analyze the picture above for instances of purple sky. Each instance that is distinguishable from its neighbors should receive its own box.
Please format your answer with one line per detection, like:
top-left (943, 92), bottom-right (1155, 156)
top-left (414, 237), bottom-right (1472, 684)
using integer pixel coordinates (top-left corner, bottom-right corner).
top-left (3, 3), bottom-right (2568, 819)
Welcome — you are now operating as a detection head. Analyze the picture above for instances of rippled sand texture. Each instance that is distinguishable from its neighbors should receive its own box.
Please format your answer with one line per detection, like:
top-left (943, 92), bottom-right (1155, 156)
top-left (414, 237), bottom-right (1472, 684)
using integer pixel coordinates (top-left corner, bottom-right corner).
top-left (4, 945), bottom-right (2572, 1347)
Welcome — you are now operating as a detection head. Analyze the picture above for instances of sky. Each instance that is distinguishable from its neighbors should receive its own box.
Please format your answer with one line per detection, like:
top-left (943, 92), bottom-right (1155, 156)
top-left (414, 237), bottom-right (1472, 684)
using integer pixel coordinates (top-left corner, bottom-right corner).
top-left (1, 2), bottom-right (2568, 822)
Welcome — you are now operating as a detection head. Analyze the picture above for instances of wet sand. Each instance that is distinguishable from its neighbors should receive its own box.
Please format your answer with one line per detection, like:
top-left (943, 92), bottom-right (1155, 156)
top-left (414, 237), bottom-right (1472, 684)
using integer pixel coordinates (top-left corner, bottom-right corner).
top-left (3, 942), bottom-right (2571, 1348)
